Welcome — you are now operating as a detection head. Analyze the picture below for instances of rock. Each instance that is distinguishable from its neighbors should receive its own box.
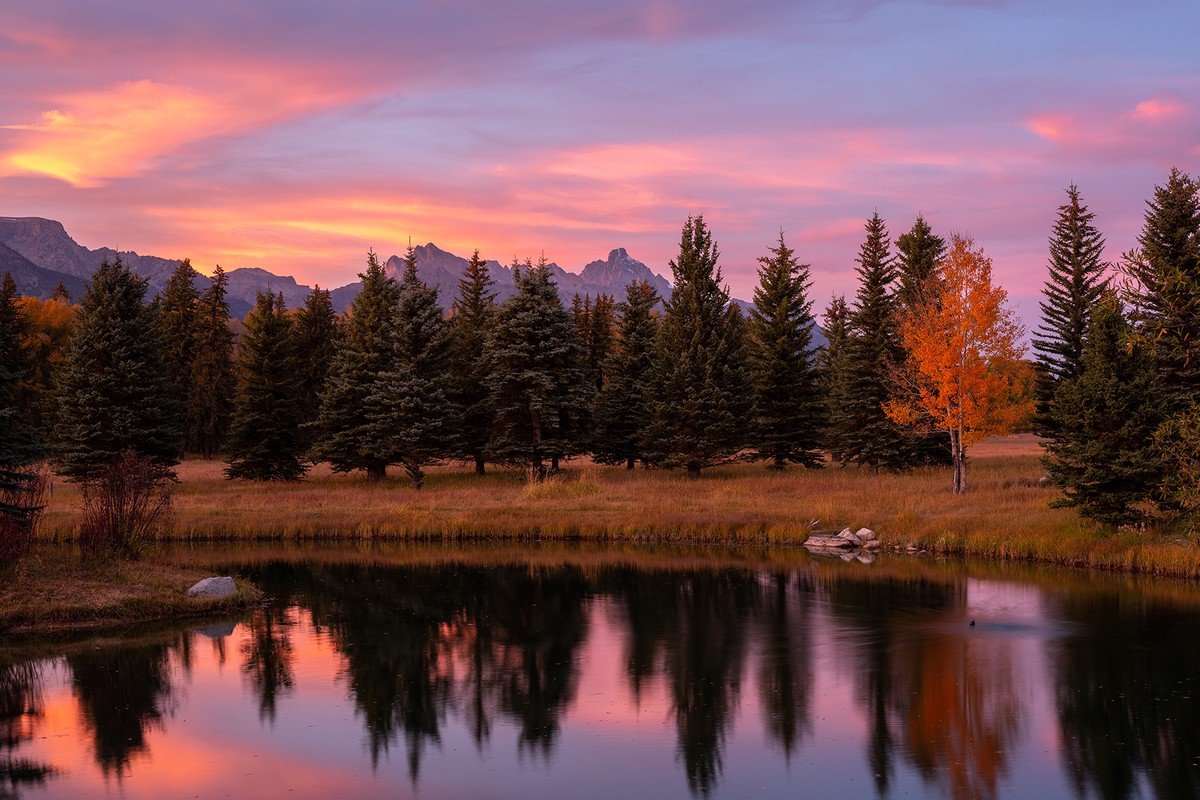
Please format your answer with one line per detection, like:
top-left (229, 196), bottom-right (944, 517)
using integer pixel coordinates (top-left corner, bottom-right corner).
top-left (855, 528), bottom-right (877, 541)
top-left (187, 576), bottom-right (236, 599)
top-left (837, 528), bottom-right (863, 546)
top-left (863, 540), bottom-right (882, 550)
top-left (804, 534), bottom-right (855, 549)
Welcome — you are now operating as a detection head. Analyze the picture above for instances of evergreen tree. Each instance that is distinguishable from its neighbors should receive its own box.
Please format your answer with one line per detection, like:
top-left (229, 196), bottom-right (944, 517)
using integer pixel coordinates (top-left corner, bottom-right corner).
top-left (448, 250), bottom-right (497, 475)
top-left (592, 280), bottom-right (660, 469)
top-left (365, 246), bottom-right (453, 489)
top-left (0, 273), bottom-right (43, 526)
top-left (1126, 168), bottom-right (1200, 408)
top-left (644, 216), bottom-right (750, 476)
top-left (292, 286), bottom-right (339, 447)
top-left (834, 213), bottom-right (911, 470)
top-left (1033, 185), bottom-right (1108, 431)
top-left (190, 265), bottom-right (235, 458)
top-left (157, 259), bottom-right (200, 449)
top-left (54, 256), bottom-right (180, 481)
top-left (747, 233), bottom-right (823, 469)
top-left (894, 216), bottom-right (952, 466)
top-left (50, 282), bottom-right (70, 303)
top-left (1042, 294), bottom-right (1163, 524)
top-left (486, 258), bottom-right (588, 480)
top-left (895, 215), bottom-right (946, 311)
top-left (311, 251), bottom-right (401, 482)
top-left (819, 295), bottom-right (852, 462)
top-left (225, 292), bottom-right (306, 481)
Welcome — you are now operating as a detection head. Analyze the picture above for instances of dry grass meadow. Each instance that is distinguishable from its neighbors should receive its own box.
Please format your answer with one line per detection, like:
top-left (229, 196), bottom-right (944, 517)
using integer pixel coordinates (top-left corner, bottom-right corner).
top-left (33, 434), bottom-right (1200, 577)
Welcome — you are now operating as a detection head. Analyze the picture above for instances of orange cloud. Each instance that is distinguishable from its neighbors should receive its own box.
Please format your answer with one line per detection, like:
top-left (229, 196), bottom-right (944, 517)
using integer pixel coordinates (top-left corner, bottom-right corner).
top-left (1128, 96), bottom-right (1186, 122)
top-left (1, 77), bottom-right (352, 187)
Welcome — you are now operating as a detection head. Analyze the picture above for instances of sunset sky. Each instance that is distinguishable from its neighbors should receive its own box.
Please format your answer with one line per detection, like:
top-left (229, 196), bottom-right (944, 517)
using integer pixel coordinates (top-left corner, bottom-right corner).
top-left (1, 0), bottom-right (1197, 321)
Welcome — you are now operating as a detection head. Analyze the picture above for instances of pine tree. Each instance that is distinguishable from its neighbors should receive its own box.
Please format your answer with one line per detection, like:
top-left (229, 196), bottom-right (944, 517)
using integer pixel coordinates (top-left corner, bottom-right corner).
top-left (894, 216), bottom-right (952, 466)
top-left (1126, 168), bottom-right (1200, 409)
top-left (895, 215), bottom-right (946, 311)
top-left (592, 280), bottom-right (660, 468)
top-left (1032, 185), bottom-right (1108, 432)
top-left (50, 282), bottom-right (70, 303)
top-left (1042, 294), bottom-right (1164, 524)
top-left (835, 213), bottom-right (911, 470)
top-left (644, 216), bottom-right (751, 476)
top-left (311, 251), bottom-right (401, 482)
top-left (292, 286), bottom-right (339, 447)
top-left (190, 265), bottom-right (235, 458)
top-left (157, 259), bottom-right (200, 450)
top-left (448, 250), bottom-right (497, 475)
top-left (486, 258), bottom-right (588, 480)
top-left (365, 245), bottom-right (453, 489)
top-left (747, 233), bottom-right (822, 469)
top-left (0, 273), bottom-right (43, 527)
top-left (54, 256), bottom-right (180, 481)
top-left (819, 295), bottom-right (851, 462)
top-left (225, 292), bottom-right (306, 481)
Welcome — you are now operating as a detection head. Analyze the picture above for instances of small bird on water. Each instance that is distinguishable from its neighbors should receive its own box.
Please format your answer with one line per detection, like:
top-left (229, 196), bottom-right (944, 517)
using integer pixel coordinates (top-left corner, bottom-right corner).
top-left (969, 620), bottom-right (976, 627)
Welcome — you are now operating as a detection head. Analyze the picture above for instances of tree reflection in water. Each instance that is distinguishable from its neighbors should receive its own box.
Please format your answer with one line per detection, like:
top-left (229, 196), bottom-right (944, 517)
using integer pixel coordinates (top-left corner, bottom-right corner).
top-left (14, 557), bottom-right (1200, 799)
top-left (0, 660), bottom-right (54, 799)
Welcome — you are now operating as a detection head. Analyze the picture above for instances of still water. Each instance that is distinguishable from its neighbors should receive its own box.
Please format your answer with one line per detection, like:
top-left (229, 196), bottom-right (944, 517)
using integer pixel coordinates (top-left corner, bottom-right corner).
top-left (3, 547), bottom-right (1200, 799)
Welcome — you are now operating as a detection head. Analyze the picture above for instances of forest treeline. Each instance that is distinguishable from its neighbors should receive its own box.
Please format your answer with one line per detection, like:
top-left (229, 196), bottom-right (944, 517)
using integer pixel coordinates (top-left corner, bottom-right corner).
top-left (1, 167), bottom-right (1198, 551)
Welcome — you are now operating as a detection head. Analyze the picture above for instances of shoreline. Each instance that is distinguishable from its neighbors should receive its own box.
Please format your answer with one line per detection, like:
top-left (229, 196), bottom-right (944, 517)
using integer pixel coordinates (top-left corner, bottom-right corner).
top-left (0, 554), bottom-right (262, 637)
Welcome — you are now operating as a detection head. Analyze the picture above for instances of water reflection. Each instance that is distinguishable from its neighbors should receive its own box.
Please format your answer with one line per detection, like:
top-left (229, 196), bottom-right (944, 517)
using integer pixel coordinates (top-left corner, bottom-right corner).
top-left (2, 556), bottom-right (1200, 799)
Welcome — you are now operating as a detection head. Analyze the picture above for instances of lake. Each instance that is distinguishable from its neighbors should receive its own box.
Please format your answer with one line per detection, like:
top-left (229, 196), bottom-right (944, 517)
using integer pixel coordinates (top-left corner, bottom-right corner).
top-left (3, 545), bottom-right (1199, 799)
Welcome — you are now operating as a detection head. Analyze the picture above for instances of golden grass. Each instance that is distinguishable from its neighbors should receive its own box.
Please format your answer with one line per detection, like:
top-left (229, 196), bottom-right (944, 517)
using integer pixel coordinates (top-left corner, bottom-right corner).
top-left (0, 553), bottom-right (261, 636)
top-left (32, 434), bottom-right (1200, 578)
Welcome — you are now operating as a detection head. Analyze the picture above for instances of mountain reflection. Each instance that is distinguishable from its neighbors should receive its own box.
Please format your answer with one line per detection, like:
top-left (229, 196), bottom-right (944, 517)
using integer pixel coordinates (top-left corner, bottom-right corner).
top-left (6, 558), bottom-right (1200, 798)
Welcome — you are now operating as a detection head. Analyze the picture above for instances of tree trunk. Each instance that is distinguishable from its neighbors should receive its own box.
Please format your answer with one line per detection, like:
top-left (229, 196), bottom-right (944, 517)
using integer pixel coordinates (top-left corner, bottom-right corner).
top-left (366, 462), bottom-right (386, 483)
top-left (687, 461), bottom-right (701, 478)
top-left (474, 455), bottom-right (486, 476)
top-left (405, 462), bottom-right (424, 490)
top-left (550, 455), bottom-right (560, 473)
top-left (625, 457), bottom-right (636, 470)
top-left (772, 454), bottom-right (785, 470)
top-left (950, 429), bottom-right (967, 494)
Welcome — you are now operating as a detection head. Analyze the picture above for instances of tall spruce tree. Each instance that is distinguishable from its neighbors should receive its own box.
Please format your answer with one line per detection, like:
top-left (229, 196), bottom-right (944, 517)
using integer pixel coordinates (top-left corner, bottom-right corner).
top-left (364, 246), bottom-right (453, 489)
top-left (156, 259), bottom-right (200, 449)
top-left (644, 216), bottom-right (750, 476)
top-left (448, 250), bottom-right (497, 475)
top-left (486, 258), bottom-right (588, 480)
top-left (190, 265), bottom-right (235, 458)
top-left (895, 215), bottom-right (946, 311)
top-left (54, 256), bottom-right (180, 481)
top-left (747, 233), bottom-right (823, 469)
top-left (311, 251), bottom-right (401, 482)
top-left (834, 213), bottom-right (911, 470)
top-left (1126, 168), bottom-right (1200, 405)
top-left (1033, 185), bottom-right (1108, 431)
top-left (894, 216), bottom-right (952, 466)
top-left (0, 273), bottom-right (43, 527)
top-left (1125, 168), bottom-right (1200, 513)
top-left (1042, 294), bottom-right (1163, 524)
top-left (292, 286), bottom-right (339, 447)
top-left (592, 280), bottom-right (660, 469)
top-left (819, 295), bottom-right (852, 462)
top-left (225, 292), bottom-right (306, 481)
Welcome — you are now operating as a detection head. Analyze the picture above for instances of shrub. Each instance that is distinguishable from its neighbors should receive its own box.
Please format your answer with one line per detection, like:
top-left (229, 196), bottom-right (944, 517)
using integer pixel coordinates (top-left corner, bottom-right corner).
top-left (0, 469), bottom-right (47, 564)
top-left (79, 453), bottom-right (174, 557)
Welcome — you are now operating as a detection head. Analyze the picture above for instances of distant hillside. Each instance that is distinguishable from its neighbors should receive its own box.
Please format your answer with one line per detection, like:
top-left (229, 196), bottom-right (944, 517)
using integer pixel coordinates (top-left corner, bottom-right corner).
top-left (0, 216), bottom-right (826, 347)
top-left (0, 242), bottom-right (87, 301)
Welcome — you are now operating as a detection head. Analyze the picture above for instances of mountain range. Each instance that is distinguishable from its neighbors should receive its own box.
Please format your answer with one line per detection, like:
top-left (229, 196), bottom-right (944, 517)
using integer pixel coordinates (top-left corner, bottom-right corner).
top-left (0, 216), bottom-right (825, 346)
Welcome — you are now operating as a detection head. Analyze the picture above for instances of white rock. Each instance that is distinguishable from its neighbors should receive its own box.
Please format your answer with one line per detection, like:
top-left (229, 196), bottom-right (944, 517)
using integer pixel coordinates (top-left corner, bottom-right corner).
top-left (187, 576), bottom-right (236, 599)
top-left (864, 540), bottom-right (883, 550)
top-left (855, 528), bottom-right (878, 541)
top-left (837, 528), bottom-right (863, 546)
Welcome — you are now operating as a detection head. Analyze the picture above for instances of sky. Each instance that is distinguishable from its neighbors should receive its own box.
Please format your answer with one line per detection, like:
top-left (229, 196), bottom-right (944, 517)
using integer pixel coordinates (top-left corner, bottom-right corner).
top-left (1, 0), bottom-right (1197, 325)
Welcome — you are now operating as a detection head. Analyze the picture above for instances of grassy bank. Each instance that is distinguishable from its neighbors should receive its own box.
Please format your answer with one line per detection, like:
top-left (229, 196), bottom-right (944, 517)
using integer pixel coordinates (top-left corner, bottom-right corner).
top-left (0, 554), bottom-right (261, 636)
top-left (33, 434), bottom-right (1200, 578)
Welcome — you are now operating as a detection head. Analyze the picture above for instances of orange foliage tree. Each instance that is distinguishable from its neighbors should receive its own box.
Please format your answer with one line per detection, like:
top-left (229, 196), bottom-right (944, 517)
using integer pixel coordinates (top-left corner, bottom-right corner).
top-left (886, 235), bottom-right (1032, 493)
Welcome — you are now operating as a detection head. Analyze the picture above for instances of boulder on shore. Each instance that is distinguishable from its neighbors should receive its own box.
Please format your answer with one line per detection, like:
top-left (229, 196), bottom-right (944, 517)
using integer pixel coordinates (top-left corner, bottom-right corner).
top-left (804, 534), bottom-right (855, 549)
top-left (855, 528), bottom-right (877, 541)
top-left (187, 576), bottom-right (236, 599)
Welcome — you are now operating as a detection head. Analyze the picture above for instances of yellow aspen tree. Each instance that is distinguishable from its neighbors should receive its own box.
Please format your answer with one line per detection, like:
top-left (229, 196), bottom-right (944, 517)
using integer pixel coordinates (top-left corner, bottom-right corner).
top-left (885, 235), bottom-right (1033, 493)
